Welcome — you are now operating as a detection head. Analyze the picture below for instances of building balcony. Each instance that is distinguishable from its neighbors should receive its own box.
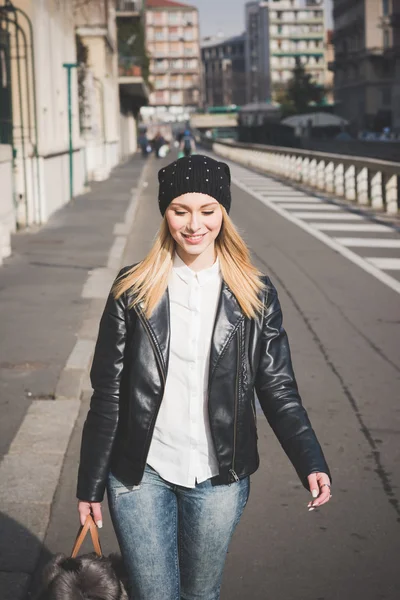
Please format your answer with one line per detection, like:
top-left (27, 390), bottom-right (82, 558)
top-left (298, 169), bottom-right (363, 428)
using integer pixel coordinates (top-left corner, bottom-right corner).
top-left (271, 49), bottom-right (324, 56)
top-left (269, 17), bottom-right (323, 25)
top-left (118, 56), bottom-right (149, 102)
top-left (272, 31), bottom-right (324, 40)
top-left (116, 0), bottom-right (142, 16)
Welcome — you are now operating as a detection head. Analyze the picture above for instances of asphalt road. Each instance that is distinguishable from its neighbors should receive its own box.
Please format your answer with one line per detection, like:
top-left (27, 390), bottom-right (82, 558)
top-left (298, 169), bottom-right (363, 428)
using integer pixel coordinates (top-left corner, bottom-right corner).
top-left (29, 151), bottom-right (400, 600)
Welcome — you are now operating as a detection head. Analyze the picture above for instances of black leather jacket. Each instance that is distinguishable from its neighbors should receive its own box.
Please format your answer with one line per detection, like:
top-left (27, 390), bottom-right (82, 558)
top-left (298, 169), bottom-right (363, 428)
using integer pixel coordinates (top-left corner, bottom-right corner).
top-left (77, 268), bottom-right (331, 502)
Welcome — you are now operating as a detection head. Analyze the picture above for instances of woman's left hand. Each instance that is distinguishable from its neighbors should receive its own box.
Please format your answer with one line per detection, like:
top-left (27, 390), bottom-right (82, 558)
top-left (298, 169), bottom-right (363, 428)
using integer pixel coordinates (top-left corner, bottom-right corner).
top-left (307, 472), bottom-right (332, 510)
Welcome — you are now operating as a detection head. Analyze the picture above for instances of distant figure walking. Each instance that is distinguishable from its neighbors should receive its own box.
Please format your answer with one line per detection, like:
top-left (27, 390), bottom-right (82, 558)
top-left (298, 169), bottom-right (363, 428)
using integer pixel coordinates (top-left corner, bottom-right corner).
top-left (180, 128), bottom-right (196, 157)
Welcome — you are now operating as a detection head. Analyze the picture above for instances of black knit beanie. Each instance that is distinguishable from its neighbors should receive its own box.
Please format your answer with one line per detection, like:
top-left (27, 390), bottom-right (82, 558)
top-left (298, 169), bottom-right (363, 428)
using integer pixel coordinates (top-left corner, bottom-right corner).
top-left (158, 155), bottom-right (231, 216)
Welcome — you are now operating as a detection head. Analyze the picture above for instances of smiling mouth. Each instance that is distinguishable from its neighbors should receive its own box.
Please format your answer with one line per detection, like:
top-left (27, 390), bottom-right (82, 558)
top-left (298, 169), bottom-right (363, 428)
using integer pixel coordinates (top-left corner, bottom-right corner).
top-left (182, 233), bottom-right (206, 241)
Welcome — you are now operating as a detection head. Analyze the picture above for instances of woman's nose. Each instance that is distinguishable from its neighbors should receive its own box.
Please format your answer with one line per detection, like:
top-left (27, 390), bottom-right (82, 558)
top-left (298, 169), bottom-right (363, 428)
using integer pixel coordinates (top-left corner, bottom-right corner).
top-left (188, 213), bottom-right (200, 231)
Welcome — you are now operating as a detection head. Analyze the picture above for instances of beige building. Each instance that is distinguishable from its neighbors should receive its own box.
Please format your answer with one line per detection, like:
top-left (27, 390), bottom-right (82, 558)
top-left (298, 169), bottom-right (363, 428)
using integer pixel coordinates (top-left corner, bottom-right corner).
top-left (75, 0), bottom-right (121, 180)
top-left (0, 0), bottom-right (121, 241)
top-left (0, 0), bottom-right (148, 262)
top-left (331, 0), bottom-right (400, 133)
top-left (244, 0), bottom-right (328, 104)
top-left (267, 0), bottom-right (327, 96)
top-left (143, 0), bottom-right (201, 123)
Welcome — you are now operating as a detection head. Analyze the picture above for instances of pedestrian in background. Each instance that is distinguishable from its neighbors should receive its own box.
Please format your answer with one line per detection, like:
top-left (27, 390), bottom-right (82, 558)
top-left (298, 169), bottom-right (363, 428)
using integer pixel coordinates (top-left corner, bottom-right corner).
top-left (77, 154), bottom-right (332, 600)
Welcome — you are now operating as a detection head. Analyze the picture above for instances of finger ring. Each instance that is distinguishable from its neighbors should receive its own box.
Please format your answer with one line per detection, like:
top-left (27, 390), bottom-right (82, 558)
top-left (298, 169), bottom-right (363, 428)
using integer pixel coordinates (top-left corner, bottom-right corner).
top-left (321, 483), bottom-right (331, 489)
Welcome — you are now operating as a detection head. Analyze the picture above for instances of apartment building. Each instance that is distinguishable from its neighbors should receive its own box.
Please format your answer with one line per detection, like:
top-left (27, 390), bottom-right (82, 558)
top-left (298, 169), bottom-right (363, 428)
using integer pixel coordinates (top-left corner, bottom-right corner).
top-left (144, 0), bottom-right (200, 123)
top-left (331, 0), bottom-right (400, 133)
top-left (245, 1), bottom-right (327, 104)
top-left (201, 33), bottom-right (247, 108)
top-left (268, 0), bottom-right (326, 97)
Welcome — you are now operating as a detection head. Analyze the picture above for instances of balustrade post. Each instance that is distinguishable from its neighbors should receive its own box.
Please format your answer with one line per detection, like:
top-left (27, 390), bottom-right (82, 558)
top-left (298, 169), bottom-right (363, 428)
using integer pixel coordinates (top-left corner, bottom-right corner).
top-left (309, 158), bottom-right (317, 188)
top-left (334, 163), bottom-right (344, 196)
top-left (301, 157), bottom-right (310, 184)
top-left (344, 165), bottom-right (356, 200)
top-left (325, 161), bottom-right (334, 192)
top-left (316, 160), bottom-right (325, 190)
top-left (385, 174), bottom-right (398, 214)
top-left (371, 171), bottom-right (383, 209)
top-left (356, 167), bottom-right (369, 205)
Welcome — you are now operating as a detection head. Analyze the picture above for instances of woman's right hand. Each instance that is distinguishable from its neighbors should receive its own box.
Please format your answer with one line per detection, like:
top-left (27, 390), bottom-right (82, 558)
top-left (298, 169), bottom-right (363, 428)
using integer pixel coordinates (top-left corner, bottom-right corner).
top-left (78, 501), bottom-right (103, 528)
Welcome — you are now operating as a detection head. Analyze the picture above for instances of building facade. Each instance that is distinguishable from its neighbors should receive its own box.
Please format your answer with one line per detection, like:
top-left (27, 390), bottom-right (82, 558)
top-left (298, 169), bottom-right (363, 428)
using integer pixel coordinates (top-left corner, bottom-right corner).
top-left (331, 0), bottom-right (400, 133)
top-left (267, 0), bottom-right (326, 98)
top-left (144, 0), bottom-right (201, 123)
top-left (245, 2), bottom-right (271, 103)
top-left (75, 0), bottom-right (121, 181)
top-left (201, 34), bottom-right (246, 108)
top-left (245, 0), bottom-right (326, 104)
top-left (116, 0), bottom-right (149, 157)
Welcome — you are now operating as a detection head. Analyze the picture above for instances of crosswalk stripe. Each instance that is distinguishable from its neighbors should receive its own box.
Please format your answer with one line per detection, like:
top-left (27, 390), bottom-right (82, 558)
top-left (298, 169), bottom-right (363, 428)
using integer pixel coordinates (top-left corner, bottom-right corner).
top-left (279, 203), bottom-right (340, 210)
top-left (312, 223), bottom-right (391, 232)
top-left (367, 258), bottom-right (400, 270)
top-left (292, 212), bottom-right (364, 220)
top-left (335, 238), bottom-right (400, 248)
top-left (266, 197), bottom-right (320, 202)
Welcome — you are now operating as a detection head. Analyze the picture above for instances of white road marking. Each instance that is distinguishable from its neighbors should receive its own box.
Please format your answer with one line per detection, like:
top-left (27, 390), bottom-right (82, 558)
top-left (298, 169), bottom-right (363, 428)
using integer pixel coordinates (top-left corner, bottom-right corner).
top-left (266, 196), bottom-right (320, 203)
top-left (336, 238), bottom-right (400, 248)
top-left (292, 212), bottom-right (364, 220)
top-left (231, 176), bottom-right (400, 295)
top-left (312, 223), bottom-right (392, 232)
top-left (279, 203), bottom-right (341, 210)
top-left (367, 258), bottom-right (400, 270)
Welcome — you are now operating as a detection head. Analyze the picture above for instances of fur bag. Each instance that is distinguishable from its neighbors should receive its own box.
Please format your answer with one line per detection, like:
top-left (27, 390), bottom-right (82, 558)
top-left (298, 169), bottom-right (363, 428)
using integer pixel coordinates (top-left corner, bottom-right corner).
top-left (35, 515), bottom-right (129, 600)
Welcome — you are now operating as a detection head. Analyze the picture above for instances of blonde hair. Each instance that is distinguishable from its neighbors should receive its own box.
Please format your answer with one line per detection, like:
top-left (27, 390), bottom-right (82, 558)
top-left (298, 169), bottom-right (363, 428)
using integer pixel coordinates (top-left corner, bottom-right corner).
top-left (113, 207), bottom-right (266, 319)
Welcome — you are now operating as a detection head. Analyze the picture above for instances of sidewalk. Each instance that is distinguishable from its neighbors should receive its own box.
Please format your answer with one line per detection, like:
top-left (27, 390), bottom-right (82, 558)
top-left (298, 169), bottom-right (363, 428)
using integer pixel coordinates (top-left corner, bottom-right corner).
top-left (0, 154), bottom-right (150, 600)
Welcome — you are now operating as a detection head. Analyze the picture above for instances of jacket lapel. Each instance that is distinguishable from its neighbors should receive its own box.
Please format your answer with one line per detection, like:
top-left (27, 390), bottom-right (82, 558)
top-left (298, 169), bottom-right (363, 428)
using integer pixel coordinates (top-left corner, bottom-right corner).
top-left (137, 282), bottom-right (243, 383)
top-left (137, 288), bottom-right (170, 376)
top-left (209, 282), bottom-right (244, 383)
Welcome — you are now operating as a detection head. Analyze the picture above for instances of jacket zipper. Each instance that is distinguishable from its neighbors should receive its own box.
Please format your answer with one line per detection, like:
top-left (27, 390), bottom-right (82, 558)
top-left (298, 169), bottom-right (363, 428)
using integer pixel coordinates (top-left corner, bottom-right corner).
top-left (230, 326), bottom-right (241, 483)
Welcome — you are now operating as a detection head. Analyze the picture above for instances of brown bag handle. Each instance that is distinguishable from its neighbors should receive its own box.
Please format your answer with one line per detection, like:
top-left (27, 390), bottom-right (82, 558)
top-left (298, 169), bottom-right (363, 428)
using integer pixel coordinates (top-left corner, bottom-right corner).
top-left (71, 514), bottom-right (103, 558)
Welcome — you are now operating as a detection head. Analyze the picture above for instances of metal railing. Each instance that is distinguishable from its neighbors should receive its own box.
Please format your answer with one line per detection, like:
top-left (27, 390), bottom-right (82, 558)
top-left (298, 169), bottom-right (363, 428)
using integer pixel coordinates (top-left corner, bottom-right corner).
top-left (210, 140), bottom-right (400, 215)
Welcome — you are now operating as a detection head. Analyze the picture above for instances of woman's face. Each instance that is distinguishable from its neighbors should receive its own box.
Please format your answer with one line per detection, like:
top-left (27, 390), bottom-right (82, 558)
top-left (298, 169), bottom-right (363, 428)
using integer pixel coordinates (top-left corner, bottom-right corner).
top-left (165, 193), bottom-right (223, 260)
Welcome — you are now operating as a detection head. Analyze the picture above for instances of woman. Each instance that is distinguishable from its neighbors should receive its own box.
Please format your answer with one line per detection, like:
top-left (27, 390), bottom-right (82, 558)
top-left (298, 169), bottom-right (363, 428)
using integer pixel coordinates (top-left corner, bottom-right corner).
top-left (77, 155), bottom-right (332, 600)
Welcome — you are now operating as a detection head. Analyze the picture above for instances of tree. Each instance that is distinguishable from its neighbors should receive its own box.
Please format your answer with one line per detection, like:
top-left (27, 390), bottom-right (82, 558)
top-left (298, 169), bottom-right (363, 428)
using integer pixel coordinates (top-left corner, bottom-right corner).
top-left (276, 57), bottom-right (324, 117)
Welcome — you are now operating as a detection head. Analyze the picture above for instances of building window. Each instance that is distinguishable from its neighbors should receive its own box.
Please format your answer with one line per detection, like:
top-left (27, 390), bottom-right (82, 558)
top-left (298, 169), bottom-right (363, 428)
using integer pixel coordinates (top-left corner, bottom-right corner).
top-left (383, 29), bottom-right (390, 48)
top-left (382, 87), bottom-right (391, 105)
top-left (382, 0), bottom-right (390, 16)
top-left (169, 12), bottom-right (180, 25)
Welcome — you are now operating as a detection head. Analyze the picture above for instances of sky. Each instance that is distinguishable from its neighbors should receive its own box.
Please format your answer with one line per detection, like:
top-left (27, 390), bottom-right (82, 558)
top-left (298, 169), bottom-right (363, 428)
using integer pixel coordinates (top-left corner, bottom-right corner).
top-left (186, 0), bottom-right (333, 40)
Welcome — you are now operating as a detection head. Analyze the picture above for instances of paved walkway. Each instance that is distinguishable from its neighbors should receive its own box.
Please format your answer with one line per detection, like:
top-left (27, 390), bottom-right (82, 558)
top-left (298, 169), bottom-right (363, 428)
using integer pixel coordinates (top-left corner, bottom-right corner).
top-left (0, 154), bottom-right (150, 599)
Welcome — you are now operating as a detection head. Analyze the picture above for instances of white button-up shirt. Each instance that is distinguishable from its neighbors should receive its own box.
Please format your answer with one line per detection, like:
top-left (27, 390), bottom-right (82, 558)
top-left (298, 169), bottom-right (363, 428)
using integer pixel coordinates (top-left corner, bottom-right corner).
top-left (147, 253), bottom-right (221, 487)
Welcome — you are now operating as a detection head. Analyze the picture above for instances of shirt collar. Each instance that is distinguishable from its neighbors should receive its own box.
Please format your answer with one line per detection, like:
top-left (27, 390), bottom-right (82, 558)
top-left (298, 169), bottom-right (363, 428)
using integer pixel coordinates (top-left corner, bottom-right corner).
top-left (173, 252), bottom-right (221, 286)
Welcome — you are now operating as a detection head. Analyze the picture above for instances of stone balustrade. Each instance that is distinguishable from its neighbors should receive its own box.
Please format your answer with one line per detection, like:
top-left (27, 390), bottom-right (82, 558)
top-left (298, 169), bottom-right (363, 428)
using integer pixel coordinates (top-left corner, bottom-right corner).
top-left (211, 140), bottom-right (400, 215)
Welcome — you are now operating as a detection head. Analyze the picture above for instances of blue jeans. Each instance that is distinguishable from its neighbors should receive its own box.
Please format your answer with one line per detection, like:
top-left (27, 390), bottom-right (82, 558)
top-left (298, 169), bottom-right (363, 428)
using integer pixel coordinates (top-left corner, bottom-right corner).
top-left (106, 465), bottom-right (250, 600)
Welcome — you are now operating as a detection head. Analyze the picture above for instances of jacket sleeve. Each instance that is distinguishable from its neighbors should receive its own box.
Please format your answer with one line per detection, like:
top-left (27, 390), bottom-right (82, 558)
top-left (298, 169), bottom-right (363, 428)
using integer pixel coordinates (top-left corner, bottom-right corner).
top-left (76, 270), bottom-right (128, 502)
top-left (255, 278), bottom-right (331, 490)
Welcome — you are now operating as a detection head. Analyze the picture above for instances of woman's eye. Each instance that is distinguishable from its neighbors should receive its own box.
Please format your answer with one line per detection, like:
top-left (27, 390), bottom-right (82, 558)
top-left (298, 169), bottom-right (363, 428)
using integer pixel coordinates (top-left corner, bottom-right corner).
top-left (175, 211), bottom-right (187, 215)
top-left (202, 211), bottom-right (215, 215)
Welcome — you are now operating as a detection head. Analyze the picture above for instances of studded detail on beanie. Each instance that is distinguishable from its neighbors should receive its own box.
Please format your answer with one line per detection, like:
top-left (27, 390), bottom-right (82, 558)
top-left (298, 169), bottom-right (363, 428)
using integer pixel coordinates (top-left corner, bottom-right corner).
top-left (157, 155), bottom-right (231, 216)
